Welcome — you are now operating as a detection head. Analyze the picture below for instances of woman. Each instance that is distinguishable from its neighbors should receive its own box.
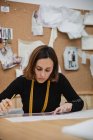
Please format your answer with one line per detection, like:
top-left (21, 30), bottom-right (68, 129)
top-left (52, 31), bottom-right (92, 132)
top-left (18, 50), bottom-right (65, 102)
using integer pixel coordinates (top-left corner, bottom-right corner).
top-left (0, 45), bottom-right (84, 114)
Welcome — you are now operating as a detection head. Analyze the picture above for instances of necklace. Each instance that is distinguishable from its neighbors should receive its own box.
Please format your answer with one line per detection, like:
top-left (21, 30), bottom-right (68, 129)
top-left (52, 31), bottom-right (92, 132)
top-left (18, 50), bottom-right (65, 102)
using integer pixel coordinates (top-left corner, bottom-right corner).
top-left (29, 80), bottom-right (50, 114)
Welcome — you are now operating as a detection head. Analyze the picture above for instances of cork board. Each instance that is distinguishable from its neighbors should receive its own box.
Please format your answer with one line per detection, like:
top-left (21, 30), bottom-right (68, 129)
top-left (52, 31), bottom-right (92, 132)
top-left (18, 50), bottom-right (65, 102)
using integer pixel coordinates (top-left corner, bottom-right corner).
top-left (0, 1), bottom-right (93, 95)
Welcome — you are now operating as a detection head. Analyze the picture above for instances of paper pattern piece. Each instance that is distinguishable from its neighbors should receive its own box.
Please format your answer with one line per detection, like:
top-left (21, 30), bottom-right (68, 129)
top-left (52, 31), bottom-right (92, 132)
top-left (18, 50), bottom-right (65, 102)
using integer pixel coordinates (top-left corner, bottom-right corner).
top-left (15, 68), bottom-right (23, 77)
top-left (48, 28), bottom-right (57, 48)
top-left (62, 119), bottom-right (93, 140)
top-left (38, 4), bottom-right (62, 28)
top-left (32, 10), bottom-right (43, 36)
top-left (82, 35), bottom-right (93, 50)
top-left (81, 52), bottom-right (87, 64)
top-left (90, 55), bottom-right (93, 77)
top-left (18, 39), bottom-right (44, 69)
top-left (37, 5), bottom-right (85, 39)
top-left (48, 28), bottom-right (61, 73)
top-left (84, 11), bottom-right (93, 25)
top-left (5, 109), bottom-right (93, 122)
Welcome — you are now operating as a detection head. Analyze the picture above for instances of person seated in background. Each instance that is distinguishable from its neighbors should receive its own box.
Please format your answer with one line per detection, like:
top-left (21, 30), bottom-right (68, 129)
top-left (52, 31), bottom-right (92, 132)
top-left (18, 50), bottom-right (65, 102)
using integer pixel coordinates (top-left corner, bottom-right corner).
top-left (0, 45), bottom-right (84, 115)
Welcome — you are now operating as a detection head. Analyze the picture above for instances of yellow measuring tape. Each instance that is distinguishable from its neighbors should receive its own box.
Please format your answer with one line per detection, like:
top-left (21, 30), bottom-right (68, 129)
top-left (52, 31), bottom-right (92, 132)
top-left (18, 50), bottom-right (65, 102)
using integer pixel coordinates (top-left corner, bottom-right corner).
top-left (29, 80), bottom-right (50, 114)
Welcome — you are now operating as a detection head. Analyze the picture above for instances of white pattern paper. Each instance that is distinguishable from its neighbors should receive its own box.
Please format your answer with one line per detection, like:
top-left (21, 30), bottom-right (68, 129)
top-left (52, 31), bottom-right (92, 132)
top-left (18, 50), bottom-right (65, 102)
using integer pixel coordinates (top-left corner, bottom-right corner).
top-left (82, 35), bottom-right (93, 50)
top-left (62, 119), bottom-right (93, 140)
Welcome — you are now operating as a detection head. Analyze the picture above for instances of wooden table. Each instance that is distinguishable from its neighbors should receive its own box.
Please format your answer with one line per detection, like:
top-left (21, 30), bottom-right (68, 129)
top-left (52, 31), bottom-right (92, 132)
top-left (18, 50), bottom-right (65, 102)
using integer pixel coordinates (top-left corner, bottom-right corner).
top-left (0, 117), bottom-right (89, 140)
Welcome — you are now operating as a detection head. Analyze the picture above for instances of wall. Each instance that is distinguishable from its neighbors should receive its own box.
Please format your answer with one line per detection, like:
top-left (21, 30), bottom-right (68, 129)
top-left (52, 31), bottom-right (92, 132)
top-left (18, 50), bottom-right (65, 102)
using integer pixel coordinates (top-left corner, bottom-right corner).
top-left (8, 0), bottom-right (93, 10)
top-left (0, 1), bottom-right (93, 109)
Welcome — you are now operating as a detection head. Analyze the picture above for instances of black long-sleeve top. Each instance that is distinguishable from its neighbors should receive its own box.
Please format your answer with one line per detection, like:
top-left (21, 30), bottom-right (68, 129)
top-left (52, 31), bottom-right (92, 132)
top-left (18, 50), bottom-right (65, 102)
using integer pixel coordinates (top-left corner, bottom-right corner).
top-left (0, 73), bottom-right (84, 113)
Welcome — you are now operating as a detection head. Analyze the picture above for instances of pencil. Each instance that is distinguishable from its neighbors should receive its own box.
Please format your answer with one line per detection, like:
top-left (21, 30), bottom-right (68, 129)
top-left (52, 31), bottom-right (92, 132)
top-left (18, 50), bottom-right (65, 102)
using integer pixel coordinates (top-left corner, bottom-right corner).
top-left (5, 94), bottom-right (16, 108)
top-left (11, 94), bottom-right (16, 99)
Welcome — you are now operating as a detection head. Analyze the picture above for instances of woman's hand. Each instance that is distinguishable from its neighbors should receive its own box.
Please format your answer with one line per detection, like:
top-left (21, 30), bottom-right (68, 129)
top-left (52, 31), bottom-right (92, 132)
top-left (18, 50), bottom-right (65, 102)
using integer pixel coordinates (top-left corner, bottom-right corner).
top-left (0, 98), bottom-right (13, 113)
top-left (53, 102), bottom-right (72, 115)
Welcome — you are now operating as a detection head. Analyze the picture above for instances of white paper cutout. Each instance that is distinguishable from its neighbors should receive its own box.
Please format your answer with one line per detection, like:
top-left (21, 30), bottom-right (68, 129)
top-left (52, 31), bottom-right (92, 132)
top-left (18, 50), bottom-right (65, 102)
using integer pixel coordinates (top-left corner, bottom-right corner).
top-left (15, 68), bottom-right (23, 77)
top-left (82, 35), bottom-right (93, 50)
top-left (48, 28), bottom-right (57, 48)
top-left (38, 4), bottom-right (62, 28)
top-left (18, 39), bottom-right (44, 69)
top-left (81, 52), bottom-right (87, 64)
top-left (84, 11), bottom-right (93, 25)
top-left (32, 10), bottom-right (43, 36)
top-left (90, 55), bottom-right (93, 77)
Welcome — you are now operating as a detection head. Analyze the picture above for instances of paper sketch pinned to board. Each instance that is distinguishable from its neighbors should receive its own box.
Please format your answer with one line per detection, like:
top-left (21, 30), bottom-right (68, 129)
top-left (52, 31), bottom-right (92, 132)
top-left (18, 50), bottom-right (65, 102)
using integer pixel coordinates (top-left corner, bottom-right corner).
top-left (63, 47), bottom-right (79, 70)
top-left (18, 39), bottom-right (44, 69)
top-left (84, 11), bottom-right (93, 25)
top-left (0, 46), bottom-right (21, 70)
top-left (32, 10), bottom-right (43, 36)
top-left (1, 27), bottom-right (13, 44)
top-left (82, 35), bottom-right (93, 50)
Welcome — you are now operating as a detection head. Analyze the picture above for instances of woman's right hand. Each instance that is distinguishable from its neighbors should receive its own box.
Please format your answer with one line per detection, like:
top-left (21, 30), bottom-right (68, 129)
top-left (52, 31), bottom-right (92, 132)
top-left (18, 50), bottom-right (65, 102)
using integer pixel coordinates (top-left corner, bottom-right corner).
top-left (0, 98), bottom-right (13, 113)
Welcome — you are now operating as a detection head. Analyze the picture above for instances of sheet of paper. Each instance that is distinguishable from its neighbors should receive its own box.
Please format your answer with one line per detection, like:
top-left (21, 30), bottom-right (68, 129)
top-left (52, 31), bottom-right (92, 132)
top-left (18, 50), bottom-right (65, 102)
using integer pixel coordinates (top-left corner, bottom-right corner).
top-left (90, 55), bottom-right (93, 77)
top-left (62, 119), bottom-right (93, 140)
top-left (18, 39), bottom-right (44, 69)
top-left (82, 35), bottom-right (93, 50)
top-left (48, 28), bottom-right (57, 48)
top-left (5, 109), bottom-right (93, 122)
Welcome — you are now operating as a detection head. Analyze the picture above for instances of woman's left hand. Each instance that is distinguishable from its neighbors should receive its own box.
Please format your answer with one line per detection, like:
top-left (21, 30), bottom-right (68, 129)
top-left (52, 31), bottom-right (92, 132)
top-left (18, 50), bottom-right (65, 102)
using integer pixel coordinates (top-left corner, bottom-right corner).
top-left (53, 103), bottom-right (72, 115)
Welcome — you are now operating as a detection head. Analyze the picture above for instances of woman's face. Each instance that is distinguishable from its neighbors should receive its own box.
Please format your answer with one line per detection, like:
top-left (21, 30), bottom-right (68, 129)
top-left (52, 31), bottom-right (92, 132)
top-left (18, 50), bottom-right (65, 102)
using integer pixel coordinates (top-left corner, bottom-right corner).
top-left (35, 58), bottom-right (53, 83)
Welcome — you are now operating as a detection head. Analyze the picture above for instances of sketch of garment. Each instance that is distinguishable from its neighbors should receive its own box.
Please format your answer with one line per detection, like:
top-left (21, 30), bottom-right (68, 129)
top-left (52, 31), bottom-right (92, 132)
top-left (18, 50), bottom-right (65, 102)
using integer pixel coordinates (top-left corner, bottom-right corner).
top-left (63, 46), bottom-right (79, 70)
top-left (68, 51), bottom-right (73, 68)
top-left (0, 46), bottom-right (21, 70)
top-left (72, 51), bottom-right (76, 67)
top-left (0, 27), bottom-right (2, 43)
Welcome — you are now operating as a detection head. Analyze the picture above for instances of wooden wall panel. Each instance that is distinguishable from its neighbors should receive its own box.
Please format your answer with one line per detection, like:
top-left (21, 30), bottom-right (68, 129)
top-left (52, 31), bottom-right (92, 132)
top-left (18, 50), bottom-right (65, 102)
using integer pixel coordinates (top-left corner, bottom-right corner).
top-left (0, 1), bottom-right (93, 95)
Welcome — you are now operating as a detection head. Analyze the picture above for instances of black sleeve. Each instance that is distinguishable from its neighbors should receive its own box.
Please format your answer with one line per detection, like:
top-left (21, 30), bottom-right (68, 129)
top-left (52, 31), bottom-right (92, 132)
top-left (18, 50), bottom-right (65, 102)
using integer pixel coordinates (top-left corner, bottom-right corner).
top-left (0, 76), bottom-right (23, 102)
top-left (60, 74), bottom-right (84, 112)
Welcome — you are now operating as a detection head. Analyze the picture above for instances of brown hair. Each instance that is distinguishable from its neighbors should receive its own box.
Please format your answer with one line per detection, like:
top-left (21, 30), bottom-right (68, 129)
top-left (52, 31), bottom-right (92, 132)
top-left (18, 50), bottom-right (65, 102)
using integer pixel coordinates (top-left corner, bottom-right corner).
top-left (23, 45), bottom-right (59, 81)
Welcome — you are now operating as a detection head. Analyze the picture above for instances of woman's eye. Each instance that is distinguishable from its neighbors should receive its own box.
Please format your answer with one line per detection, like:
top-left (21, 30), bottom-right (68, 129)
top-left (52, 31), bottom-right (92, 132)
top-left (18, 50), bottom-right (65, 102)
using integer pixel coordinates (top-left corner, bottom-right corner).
top-left (45, 69), bottom-right (50, 72)
top-left (37, 68), bottom-right (42, 71)
top-left (36, 67), bottom-right (51, 72)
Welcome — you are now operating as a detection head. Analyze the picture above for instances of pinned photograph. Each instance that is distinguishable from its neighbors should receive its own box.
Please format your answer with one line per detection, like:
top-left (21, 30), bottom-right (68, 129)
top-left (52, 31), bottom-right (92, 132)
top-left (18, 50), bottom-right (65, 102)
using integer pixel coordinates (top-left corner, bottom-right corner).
top-left (0, 46), bottom-right (21, 70)
top-left (63, 47), bottom-right (79, 70)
